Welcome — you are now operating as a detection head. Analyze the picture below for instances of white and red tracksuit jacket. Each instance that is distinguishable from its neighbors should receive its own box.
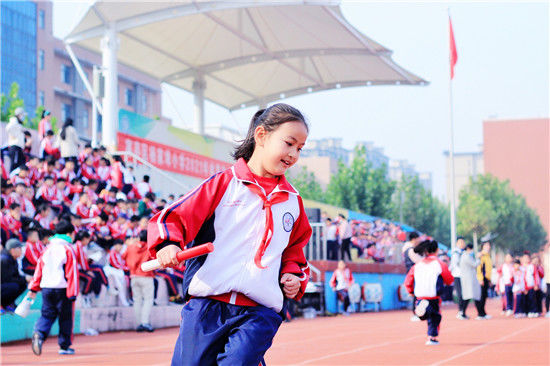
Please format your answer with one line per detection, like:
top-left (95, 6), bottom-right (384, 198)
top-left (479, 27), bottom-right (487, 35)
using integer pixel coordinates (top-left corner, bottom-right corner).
top-left (147, 158), bottom-right (312, 313)
top-left (29, 235), bottom-right (79, 299)
top-left (524, 263), bottom-right (540, 290)
top-left (499, 263), bottom-right (514, 286)
top-left (109, 249), bottom-right (129, 271)
top-left (330, 268), bottom-right (354, 291)
top-left (512, 267), bottom-right (526, 293)
top-left (71, 240), bottom-right (90, 271)
top-left (23, 240), bottom-right (46, 270)
top-left (404, 254), bottom-right (454, 299)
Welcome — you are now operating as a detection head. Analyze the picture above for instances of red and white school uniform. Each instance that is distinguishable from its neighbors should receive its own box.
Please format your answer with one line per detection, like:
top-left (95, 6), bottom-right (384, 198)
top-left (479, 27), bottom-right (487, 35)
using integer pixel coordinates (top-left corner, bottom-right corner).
top-left (404, 254), bottom-right (454, 338)
top-left (22, 240), bottom-right (46, 275)
top-left (97, 166), bottom-right (111, 183)
top-left (35, 185), bottom-right (58, 203)
top-left (29, 234), bottom-right (79, 350)
top-left (80, 163), bottom-right (98, 182)
top-left (148, 159), bottom-right (312, 364)
top-left (74, 202), bottom-right (92, 220)
top-left (498, 263), bottom-right (515, 311)
top-left (1, 212), bottom-right (23, 240)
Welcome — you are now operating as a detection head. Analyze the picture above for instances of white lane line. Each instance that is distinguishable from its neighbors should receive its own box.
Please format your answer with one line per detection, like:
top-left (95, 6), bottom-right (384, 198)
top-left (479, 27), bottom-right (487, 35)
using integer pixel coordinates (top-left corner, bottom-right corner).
top-left (431, 320), bottom-right (547, 366)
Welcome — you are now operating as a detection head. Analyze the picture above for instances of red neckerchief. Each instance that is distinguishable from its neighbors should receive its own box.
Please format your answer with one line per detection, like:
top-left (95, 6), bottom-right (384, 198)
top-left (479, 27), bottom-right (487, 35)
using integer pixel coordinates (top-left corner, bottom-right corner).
top-left (245, 183), bottom-right (288, 269)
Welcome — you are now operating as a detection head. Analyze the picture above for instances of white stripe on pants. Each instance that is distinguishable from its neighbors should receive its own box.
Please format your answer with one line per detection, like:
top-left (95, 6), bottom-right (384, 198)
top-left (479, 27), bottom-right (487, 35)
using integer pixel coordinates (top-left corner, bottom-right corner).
top-left (131, 276), bottom-right (154, 326)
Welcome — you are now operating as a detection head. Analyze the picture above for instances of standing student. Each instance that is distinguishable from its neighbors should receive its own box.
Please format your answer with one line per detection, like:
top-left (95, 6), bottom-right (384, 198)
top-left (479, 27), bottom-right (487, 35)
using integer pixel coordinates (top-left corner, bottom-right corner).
top-left (338, 214), bottom-right (352, 262)
top-left (476, 241), bottom-right (493, 319)
top-left (28, 220), bottom-right (79, 356)
top-left (459, 244), bottom-right (485, 320)
top-left (532, 255), bottom-right (544, 315)
top-left (543, 245), bottom-right (550, 318)
top-left (522, 252), bottom-right (540, 317)
top-left (57, 118), bottom-right (80, 171)
top-left (5, 107), bottom-right (26, 172)
top-left (402, 231), bottom-right (422, 321)
top-left (329, 260), bottom-right (354, 314)
top-left (498, 253), bottom-right (515, 316)
top-left (512, 259), bottom-right (527, 318)
top-left (123, 230), bottom-right (155, 332)
top-left (325, 218), bottom-right (338, 260)
top-left (404, 240), bottom-right (454, 345)
top-left (149, 104), bottom-right (311, 366)
top-left (449, 236), bottom-right (467, 319)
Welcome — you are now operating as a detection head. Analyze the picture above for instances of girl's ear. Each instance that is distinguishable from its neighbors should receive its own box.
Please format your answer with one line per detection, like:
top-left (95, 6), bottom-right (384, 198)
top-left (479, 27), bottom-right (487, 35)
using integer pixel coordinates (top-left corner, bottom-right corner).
top-left (254, 125), bottom-right (267, 147)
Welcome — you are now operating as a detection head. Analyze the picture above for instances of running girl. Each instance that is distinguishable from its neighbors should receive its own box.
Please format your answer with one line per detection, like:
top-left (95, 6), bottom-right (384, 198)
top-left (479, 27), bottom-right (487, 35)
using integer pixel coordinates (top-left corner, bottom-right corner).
top-left (148, 103), bottom-right (312, 365)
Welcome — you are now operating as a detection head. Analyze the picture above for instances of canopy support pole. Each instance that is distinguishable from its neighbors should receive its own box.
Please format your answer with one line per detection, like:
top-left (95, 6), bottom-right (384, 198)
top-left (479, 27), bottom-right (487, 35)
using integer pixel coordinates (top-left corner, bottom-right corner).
top-left (101, 25), bottom-right (119, 151)
top-left (193, 75), bottom-right (206, 135)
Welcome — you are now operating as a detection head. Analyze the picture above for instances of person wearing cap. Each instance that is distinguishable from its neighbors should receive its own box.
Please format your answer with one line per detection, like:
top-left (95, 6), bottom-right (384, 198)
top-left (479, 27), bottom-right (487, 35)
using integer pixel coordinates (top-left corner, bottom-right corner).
top-left (38, 109), bottom-right (52, 140)
top-left (6, 107), bottom-right (26, 172)
top-left (1, 238), bottom-right (31, 312)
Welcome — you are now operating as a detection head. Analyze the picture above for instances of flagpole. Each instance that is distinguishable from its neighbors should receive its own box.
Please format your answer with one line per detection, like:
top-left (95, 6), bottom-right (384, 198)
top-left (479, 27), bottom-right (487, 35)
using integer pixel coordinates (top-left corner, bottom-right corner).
top-left (448, 9), bottom-right (457, 250)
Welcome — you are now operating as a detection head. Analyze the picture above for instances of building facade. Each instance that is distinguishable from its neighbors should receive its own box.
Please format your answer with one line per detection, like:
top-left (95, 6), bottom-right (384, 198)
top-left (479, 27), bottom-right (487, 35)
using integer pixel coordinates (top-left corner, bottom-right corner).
top-left (444, 149), bottom-right (484, 204)
top-left (483, 118), bottom-right (549, 243)
top-left (1, 0), bottom-right (37, 114)
top-left (388, 159), bottom-right (416, 182)
top-left (301, 138), bottom-right (350, 165)
top-left (2, 1), bottom-right (162, 138)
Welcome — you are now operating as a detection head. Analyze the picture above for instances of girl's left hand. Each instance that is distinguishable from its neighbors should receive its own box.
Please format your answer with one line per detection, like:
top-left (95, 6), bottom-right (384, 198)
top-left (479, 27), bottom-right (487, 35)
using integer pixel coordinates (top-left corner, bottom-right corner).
top-left (280, 273), bottom-right (300, 299)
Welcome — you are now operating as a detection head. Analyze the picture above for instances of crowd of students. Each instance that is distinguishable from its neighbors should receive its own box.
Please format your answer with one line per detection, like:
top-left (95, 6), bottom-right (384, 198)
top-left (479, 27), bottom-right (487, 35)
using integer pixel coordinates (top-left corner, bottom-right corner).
top-left (325, 215), bottom-right (410, 264)
top-left (0, 117), bottom-right (187, 325)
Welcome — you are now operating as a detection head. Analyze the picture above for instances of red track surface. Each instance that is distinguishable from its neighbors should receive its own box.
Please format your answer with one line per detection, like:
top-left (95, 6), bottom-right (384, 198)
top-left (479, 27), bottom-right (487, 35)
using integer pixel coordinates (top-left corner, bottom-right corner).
top-left (2, 299), bottom-right (548, 365)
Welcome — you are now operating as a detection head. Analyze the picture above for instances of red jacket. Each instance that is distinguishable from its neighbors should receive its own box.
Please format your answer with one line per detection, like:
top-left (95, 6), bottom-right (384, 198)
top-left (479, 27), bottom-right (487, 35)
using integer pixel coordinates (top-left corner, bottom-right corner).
top-left (122, 241), bottom-right (153, 277)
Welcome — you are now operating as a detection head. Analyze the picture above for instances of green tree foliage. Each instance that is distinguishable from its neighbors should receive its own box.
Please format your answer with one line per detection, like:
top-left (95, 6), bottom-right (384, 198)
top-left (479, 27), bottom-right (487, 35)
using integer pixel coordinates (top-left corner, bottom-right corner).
top-left (458, 174), bottom-right (547, 254)
top-left (457, 191), bottom-right (496, 247)
top-left (388, 174), bottom-right (450, 244)
top-left (289, 166), bottom-right (324, 202)
top-left (1, 82), bottom-right (25, 122)
top-left (325, 146), bottom-right (395, 217)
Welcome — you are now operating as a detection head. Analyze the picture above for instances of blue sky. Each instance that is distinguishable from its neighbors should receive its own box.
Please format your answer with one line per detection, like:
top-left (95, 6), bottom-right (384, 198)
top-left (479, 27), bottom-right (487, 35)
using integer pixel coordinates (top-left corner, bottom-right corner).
top-left (53, 1), bottom-right (549, 199)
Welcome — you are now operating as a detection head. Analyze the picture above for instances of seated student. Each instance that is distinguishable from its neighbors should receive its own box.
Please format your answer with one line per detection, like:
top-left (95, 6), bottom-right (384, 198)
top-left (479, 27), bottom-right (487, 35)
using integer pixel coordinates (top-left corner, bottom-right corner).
top-left (404, 240), bottom-right (454, 345)
top-left (35, 204), bottom-right (54, 230)
top-left (1, 239), bottom-right (30, 312)
top-left (105, 238), bottom-right (130, 306)
top-left (1, 203), bottom-right (23, 241)
top-left (35, 176), bottom-right (58, 206)
top-left (154, 267), bottom-right (184, 304)
top-left (22, 228), bottom-right (45, 276)
top-left (330, 260), bottom-right (354, 314)
top-left (10, 165), bottom-right (31, 186)
top-left (71, 231), bottom-right (95, 306)
top-left (39, 130), bottom-right (60, 160)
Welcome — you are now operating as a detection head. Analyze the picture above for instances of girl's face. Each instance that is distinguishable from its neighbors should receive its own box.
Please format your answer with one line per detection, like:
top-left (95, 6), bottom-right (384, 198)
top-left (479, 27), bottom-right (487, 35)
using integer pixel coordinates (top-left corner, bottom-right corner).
top-left (255, 121), bottom-right (308, 177)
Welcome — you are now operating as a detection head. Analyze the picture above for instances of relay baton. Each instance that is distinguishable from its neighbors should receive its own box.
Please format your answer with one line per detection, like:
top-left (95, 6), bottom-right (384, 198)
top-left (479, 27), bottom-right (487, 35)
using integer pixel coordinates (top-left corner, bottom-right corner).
top-left (141, 243), bottom-right (214, 272)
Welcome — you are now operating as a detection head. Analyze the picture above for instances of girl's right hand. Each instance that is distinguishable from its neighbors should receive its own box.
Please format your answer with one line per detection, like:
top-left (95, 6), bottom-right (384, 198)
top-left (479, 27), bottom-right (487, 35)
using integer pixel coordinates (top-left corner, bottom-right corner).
top-left (156, 244), bottom-right (182, 268)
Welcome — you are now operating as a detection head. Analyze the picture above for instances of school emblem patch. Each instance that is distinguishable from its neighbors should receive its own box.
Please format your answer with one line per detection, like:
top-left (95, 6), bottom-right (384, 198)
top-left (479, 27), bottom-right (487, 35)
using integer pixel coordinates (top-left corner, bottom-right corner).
top-left (282, 212), bottom-right (294, 232)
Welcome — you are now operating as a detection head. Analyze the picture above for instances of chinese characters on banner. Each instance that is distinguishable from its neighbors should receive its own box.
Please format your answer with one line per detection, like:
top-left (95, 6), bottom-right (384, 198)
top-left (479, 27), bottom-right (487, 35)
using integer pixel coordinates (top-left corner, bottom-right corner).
top-left (117, 133), bottom-right (231, 179)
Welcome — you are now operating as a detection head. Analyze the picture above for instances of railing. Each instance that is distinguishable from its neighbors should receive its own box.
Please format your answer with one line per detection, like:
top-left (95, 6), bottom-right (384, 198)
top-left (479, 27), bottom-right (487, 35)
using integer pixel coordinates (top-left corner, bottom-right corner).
top-left (111, 150), bottom-right (191, 192)
top-left (309, 262), bottom-right (322, 282)
top-left (305, 223), bottom-right (327, 261)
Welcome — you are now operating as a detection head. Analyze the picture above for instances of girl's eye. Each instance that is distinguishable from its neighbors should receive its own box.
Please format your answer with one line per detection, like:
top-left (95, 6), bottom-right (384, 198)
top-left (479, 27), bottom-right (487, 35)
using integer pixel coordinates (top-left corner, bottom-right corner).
top-left (285, 141), bottom-right (292, 146)
top-left (298, 147), bottom-right (302, 152)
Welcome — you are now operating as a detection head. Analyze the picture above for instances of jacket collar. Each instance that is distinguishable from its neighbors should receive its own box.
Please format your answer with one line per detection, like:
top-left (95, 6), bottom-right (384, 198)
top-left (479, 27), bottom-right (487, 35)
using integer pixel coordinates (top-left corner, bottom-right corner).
top-left (233, 158), bottom-right (298, 195)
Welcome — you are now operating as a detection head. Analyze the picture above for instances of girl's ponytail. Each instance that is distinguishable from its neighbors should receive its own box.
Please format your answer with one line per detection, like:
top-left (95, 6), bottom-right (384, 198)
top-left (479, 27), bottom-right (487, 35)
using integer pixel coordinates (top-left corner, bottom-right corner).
top-left (232, 103), bottom-right (307, 162)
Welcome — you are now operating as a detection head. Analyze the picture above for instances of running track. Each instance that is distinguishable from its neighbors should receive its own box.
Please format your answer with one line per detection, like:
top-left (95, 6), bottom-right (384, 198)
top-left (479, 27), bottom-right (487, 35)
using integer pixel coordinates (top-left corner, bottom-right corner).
top-left (2, 299), bottom-right (548, 365)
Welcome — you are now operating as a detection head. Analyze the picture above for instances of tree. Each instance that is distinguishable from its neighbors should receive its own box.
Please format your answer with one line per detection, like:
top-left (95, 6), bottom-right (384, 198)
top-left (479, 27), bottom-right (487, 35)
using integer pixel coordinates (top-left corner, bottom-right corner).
top-left (1, 82), bottom-right (25, 122)
top-left (288, 166), bottom-right (324, 202)
top-left (325, 146), bottom-right (395, 217)
top-left (388, 174), bottom-right (449, 244)
top-left (458, 174), bottom-right (547, 254)
top-left (457, 191), bottom-right (496, 249)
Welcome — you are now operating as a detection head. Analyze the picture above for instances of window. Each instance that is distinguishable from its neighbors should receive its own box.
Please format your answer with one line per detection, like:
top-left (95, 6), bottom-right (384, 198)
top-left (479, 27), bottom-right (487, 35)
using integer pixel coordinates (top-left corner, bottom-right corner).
top-left (61, 64), bottom-right (71, 84)
top-left (39, 91), bottom-right (44, 107)
top-left (61, 103), bottom-right (72, 122)
top-left (141, 94), bottom-right (148, 112)
top-left (38, 49), bottom-right (44, 70)
top-left (81, 109), bottom-right (89, 129)
top-left (38, 9), bottom-right (45, 29)
top-left (124, 88), bottom-right (133, 107)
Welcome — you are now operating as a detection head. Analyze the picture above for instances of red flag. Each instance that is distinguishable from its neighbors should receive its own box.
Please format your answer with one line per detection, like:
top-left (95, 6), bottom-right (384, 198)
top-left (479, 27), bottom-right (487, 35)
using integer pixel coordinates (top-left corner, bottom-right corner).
top-left (449, 16), bottom-right (458, 79)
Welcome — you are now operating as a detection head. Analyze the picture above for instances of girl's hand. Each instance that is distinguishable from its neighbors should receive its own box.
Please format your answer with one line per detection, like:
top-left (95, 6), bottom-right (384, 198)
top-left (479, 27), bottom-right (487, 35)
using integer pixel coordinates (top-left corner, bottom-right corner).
top-left (280, 273), bottom-right (300, 299)
top-left (156, 244), bottom-right (182, 268)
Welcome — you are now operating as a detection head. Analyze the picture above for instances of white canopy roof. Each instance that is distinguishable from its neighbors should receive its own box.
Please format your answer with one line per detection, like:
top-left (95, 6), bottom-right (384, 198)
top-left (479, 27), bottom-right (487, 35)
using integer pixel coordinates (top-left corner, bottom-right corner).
top-left (65, 1), bottom-right (426, 111)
